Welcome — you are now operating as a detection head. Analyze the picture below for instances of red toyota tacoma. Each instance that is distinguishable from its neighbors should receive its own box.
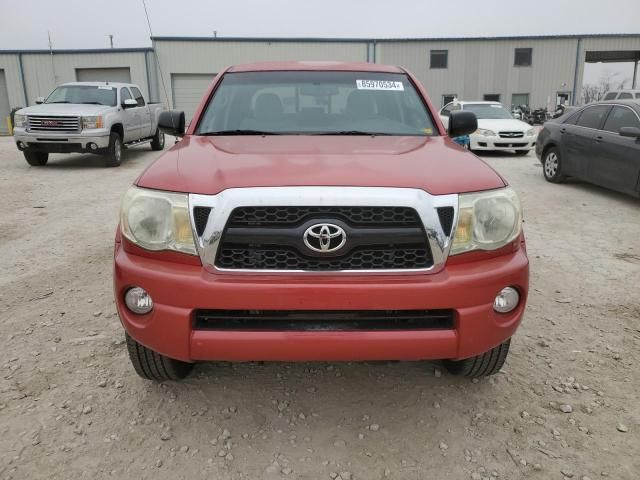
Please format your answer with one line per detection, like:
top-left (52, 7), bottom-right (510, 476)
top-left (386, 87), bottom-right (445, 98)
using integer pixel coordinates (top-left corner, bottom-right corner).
top-left (114, 62), bottom-right (528, 381)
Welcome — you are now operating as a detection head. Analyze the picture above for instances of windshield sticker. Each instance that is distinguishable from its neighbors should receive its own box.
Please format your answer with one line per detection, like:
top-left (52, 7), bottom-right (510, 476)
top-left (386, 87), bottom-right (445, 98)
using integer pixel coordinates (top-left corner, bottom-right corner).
top-left (490, 104), bottom-right (502, 108)
top-left (98, 86), bottom-right (114, 90)
top-left (423, 128), bottom-right (433, 135)
top-left (356, 80), bottom-right (404, 91)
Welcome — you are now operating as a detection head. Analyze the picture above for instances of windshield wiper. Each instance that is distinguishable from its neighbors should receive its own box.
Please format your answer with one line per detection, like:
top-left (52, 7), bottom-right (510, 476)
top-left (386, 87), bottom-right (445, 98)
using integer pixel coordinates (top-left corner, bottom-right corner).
top-left (48, 101), bottom-right (70, 104)
top-left (199, 129), bottom-right (281, 136)
top-left (314, 130), bottom-right (394, 136)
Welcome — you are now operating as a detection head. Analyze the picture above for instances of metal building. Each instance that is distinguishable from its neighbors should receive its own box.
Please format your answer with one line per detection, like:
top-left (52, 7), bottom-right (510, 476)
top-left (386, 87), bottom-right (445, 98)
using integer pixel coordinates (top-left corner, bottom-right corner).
top-left (1, 34), bottom-right (639, 133)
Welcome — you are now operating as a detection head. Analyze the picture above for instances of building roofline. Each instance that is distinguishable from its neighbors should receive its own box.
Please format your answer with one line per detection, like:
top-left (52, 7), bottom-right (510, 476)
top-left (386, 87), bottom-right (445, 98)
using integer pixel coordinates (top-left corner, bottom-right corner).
top-left (0, 47), bottom-right (153, 55)
top-left (151, 33), bottom-right (640, 43)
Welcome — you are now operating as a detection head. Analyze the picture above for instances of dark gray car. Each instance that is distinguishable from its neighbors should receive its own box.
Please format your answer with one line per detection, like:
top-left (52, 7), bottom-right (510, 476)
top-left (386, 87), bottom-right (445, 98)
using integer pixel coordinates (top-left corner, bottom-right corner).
top-left (535, 100), bottom-right (640, 197)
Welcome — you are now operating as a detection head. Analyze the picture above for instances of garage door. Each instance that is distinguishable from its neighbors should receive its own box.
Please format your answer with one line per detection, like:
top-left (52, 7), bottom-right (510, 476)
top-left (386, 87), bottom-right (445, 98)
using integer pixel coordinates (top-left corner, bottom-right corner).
top-left (0, 70), bottom-right (11, 135)
top-left (76, 67), bottom-right (131, 83)
top-left (172, 74), bottom-right (216, 123)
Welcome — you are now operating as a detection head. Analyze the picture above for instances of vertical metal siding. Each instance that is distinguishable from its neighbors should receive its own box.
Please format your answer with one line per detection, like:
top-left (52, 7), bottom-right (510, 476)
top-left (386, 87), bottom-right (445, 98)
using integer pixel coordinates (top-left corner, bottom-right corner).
top-left (0, 54), bottom-right (27, 109)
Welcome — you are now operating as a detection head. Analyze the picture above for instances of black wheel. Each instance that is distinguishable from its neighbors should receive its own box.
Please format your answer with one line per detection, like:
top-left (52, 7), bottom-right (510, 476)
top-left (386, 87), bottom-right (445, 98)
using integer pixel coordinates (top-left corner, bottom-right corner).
top-left (514, 149), bottom-right (530, 156)
top-left (150, 129), bottom-right (165, 151)
top-left (443, 339), bottom-right (511, 378)
top-left (24, 151), bottom-right (48, 166)
top-left (104, 132), bottom-right (123, 167)
top-left (125, 334), bottom-right (194, 381)
top-left (542, 146), bottom-right (567, 183)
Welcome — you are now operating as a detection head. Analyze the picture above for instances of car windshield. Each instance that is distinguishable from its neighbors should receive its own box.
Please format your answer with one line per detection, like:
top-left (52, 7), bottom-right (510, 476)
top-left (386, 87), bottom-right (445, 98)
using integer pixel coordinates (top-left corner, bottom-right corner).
top-left (45, 85), bottom-right (117, 106)
top-left (463, 104), bottom-right (513, 119)
top-left (196, 71), bottom-right (437, 136)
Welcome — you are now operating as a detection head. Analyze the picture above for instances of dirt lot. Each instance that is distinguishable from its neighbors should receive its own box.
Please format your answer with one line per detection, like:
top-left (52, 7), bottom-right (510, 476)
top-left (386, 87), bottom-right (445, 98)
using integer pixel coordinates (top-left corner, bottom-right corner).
top-left (0, 136), bottom-right (638, 480)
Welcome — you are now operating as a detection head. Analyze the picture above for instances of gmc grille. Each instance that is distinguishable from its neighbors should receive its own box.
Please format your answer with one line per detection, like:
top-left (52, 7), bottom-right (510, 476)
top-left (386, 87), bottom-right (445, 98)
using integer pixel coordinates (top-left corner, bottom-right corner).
top-left (28, 116), bottom-right (81, 133)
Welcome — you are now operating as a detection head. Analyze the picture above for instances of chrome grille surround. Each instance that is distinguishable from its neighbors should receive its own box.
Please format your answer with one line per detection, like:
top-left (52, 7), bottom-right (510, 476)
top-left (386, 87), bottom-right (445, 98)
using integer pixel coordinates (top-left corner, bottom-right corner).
top-left (190, 187), bottom-right (458, 274)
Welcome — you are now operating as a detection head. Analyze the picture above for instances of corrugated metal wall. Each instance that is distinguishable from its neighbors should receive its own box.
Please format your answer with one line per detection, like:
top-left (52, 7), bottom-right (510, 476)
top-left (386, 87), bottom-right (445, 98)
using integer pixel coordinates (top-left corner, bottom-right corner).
top-left (376, 38), bottom-right (580, 109)
top-left (0, 54), bottom-right (27, 108)
top-left (153, 40), bottom-right (369, 107)
top-left (19, 51), bottom-right (150, 105)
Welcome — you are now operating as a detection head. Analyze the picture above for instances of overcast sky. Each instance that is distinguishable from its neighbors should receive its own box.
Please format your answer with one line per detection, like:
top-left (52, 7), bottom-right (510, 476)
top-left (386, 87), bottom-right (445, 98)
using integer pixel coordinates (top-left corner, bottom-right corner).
top-left (1, 0), bottom-right (638, 85)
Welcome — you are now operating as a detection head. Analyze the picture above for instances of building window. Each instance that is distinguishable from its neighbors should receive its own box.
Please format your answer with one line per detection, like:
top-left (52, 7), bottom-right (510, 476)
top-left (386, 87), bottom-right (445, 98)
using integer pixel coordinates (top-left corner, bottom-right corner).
top-left (511, 93), bottom-right (530, 107)
top-left (514, 48), bottom-right (532, 66)
top-left (430, 50), bottom-right (448, 69)
top-left (442, 94), bottom-right (457, 106)
top-left (483, 94), bottom-right (501, 102)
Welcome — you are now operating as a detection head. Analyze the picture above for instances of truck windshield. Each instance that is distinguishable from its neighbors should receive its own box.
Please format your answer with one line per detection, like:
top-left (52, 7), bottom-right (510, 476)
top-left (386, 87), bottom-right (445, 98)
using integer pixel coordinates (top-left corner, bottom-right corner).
top-left (463, 104), bottom-right (513, 119)
top-left (45, 85), bottom-right (117, 106)
top-left (196, 71), bottom-right (437, 136)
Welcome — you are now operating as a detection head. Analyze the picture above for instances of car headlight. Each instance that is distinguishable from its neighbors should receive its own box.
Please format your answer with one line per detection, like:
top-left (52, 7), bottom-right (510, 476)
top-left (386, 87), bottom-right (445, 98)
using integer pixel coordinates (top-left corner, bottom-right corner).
top-left (81, 116), bottom-right (103, 129)
top-left (450, 187), bottom-right (522, 255)
top-left (120, 186), bottom-right (197, 255)
top-left (526, 129), bottom-right (535, 136)
top-left (475, 129), bottom-right (496, 137)
top-left (14, 114), bottom-right (26, 128)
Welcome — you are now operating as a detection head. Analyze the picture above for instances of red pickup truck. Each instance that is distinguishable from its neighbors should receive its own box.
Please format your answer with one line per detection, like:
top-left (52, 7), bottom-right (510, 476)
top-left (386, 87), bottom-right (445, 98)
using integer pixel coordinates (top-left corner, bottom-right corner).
top-left (114, 62), bottom-right (528, 382)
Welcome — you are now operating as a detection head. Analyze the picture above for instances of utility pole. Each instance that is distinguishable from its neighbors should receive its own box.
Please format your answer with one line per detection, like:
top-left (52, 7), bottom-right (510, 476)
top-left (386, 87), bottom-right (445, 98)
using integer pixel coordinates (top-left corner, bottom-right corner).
top-left (108, 34), bottom-right (114, 49)
top-left (213, 30), bottom-right (217, 38)
top-left (47, 30), bottom-right (58, 85)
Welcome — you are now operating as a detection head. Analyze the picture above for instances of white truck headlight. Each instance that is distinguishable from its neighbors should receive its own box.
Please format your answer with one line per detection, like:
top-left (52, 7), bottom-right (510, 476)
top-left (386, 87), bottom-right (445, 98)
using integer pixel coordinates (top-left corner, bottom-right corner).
top-left (120, 186), bottom-right (197, 255)
top-left (450, 187), bottom-right (522, 255)
top-left (475, 129), bottom-right (496, 137)
top-left (14, 114), bottom-right (26, 128)
top-left (81, 116), bottom-right (103, 129)
top-left (526, 129), bottom-right (535, 136)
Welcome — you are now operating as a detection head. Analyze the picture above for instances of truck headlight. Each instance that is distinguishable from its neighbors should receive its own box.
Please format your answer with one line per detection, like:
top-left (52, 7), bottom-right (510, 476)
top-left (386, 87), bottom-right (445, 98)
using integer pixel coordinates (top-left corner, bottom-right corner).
top-left (14, 114), bottom-right (26, 128)
top-left (475, 129), bottom-right (496, 137)
top-left (450, 187), bottom-right (522, 255)
top-left (526, 129), bottom-right (535, 136)
top-left (120, 186), bottom-right (197, 255)
top-left (81, 116), bottom-right (103, 129)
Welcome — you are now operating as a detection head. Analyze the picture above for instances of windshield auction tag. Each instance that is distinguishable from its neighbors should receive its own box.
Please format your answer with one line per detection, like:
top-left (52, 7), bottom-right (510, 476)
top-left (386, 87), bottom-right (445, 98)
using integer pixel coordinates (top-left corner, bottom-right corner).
top-left (356, 80), bottom-right (404, 91)
top-left (98, 86), bottom-right (114, 90)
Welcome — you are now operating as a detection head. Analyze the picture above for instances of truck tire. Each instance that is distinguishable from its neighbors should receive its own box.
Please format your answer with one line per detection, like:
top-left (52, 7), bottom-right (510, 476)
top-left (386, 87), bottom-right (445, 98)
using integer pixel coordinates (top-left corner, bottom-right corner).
top-left (24, 151), bottom-right (48, 166)
top-left (126, 334), bottom-right (194, 381)
top-left (443, 339), bottom-right (511, 378)
top-left (150, 129), bottom-right (165, 151)
top-left (542, 146), bottom-right (567, 183)
top-left (104, 132), bottom-right (123, 168)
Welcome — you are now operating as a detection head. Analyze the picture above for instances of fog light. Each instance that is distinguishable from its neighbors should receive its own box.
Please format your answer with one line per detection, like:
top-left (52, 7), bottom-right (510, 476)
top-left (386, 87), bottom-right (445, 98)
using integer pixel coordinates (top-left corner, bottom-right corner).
top-left (493, 287), bottom-right (519, 313)
top-left (124, 287), bottom-right (153, 314)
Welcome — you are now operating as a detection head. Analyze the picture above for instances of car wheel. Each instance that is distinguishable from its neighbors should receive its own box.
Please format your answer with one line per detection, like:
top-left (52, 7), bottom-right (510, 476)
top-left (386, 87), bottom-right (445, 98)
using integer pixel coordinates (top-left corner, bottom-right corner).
top-left (514, 149), bottom-right (530, 156)
top-left (150, 129), bottom-right (165, 151)
top-left (125, 334), bottom-right (194, 381)
top-left (542, 147), bottom-right (567, 183)
top-left (104, 132), bottom-right (123, 168)
top-left (443, 339), bottom-right (511, 378)
top-left (24, 151), bottom-right (49, 166)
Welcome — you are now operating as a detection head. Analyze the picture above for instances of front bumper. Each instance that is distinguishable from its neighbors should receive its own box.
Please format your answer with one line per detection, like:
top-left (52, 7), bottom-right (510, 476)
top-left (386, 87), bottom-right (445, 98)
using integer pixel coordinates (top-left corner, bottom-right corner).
top-left (470, 133), bottom-right (536, 151)
top-left (114, 239), bottom-right (529, 363)
top-left (14, 128), bottom-right (110, 154)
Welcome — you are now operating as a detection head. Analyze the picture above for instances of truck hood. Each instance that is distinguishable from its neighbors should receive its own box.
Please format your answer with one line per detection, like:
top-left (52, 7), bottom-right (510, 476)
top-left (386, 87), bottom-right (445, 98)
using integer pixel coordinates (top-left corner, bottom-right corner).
top-left (137, 135), bottom-right (506, 196)
top-left (476, 118), bottom-right (533, 133)
top-left (17, 103), bottom-right (112, 116)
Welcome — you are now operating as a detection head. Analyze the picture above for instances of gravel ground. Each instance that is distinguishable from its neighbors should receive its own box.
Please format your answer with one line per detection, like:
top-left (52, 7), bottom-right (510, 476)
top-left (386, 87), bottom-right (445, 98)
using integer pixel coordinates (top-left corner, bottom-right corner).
top-left (0, 136), bottom-right (638, 480)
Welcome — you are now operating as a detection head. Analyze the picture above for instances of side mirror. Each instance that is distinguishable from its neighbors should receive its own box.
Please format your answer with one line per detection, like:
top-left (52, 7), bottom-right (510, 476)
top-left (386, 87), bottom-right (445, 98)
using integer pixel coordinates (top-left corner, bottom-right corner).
top-left (619, 126), bottom-right (640, 139)
top-left (122, 98), bottom-right (138, 109)
top-left (448, 110), bottom-right (478, 138)
top-left (35, 97), bottom-right (45, 104)
top-left (158, 110), bottom-right (186, 137)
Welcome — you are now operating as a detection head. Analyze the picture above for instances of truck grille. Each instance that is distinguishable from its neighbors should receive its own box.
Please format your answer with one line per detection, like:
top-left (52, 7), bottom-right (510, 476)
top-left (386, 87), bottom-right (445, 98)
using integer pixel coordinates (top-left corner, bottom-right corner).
top-left (214, 206), bottom-right (432, 271)
top-left (28, 115), bottom-right (80, 133)
top-left (193, 309), bottom-right (455, 331)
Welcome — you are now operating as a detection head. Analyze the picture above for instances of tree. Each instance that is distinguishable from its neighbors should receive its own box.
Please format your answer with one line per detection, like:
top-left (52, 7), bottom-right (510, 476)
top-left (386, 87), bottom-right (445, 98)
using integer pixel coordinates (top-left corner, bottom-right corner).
top-left (581, 69), bottom-right (632, 104)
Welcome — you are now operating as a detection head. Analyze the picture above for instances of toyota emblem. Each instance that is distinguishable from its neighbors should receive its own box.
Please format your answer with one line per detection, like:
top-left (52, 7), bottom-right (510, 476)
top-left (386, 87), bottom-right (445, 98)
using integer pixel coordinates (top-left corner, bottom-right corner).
top-left (303, 223), bottom-right (347, 253)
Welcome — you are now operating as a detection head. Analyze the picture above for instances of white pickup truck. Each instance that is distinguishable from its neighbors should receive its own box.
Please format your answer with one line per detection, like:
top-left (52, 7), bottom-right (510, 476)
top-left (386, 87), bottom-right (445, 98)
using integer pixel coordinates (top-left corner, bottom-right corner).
top-left (12, 82), bottom-right (166, 167)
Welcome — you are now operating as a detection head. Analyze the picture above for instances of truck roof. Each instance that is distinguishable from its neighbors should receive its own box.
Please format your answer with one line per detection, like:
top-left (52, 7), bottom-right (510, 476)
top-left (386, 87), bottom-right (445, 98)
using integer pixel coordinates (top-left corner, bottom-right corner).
top-left (60, 81), bottom-right (137, 88)
top-left (228, 61), bottom-right (404, 73)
